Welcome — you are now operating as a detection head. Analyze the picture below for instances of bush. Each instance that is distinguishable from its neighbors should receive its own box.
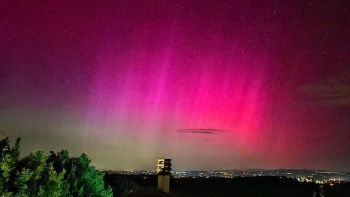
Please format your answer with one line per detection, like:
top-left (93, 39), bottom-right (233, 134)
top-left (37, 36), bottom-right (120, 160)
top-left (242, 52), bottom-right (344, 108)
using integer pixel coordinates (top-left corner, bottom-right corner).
top-left (0, 137), bottom-right (112, 197)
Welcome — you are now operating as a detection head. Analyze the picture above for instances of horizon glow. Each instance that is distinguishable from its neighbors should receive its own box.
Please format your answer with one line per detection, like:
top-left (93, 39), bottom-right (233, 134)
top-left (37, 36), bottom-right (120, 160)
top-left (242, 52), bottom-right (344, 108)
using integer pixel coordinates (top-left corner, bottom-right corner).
top-left (0, 0), bottom-right (349, 171)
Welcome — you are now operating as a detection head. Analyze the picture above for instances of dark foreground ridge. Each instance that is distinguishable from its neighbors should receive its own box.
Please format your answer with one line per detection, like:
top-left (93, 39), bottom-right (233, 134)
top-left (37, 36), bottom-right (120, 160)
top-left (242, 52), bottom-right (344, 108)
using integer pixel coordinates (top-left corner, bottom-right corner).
top-left (104, 173), bottom-right (350, 197)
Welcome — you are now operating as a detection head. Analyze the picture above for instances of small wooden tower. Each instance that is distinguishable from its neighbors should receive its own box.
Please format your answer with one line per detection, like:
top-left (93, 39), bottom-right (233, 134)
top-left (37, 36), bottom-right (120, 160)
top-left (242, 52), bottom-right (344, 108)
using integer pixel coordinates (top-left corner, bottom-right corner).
top-left (156, 159), bottom-right (172, 193)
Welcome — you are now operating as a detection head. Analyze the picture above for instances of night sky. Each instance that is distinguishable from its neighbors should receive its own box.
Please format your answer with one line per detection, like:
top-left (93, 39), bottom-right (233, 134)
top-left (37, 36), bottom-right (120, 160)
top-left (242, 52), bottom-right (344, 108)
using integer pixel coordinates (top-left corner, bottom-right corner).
top-left (1, 0), bottom-right (350, 171)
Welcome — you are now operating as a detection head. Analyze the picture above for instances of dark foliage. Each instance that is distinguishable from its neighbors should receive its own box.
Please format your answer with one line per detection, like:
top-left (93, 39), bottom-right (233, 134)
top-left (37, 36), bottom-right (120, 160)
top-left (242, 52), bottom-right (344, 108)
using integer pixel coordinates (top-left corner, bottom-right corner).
top-left (0, 137), bottom-right (112, 197)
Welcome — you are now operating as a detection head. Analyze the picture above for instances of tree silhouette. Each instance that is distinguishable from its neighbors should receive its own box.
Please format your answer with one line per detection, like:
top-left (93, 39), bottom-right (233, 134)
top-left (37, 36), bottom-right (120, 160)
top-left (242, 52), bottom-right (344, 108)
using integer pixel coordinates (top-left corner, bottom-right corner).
top-left (0, 137), bottom-right (112, 197)
top-left (0, 137), bottom-right (20, 194)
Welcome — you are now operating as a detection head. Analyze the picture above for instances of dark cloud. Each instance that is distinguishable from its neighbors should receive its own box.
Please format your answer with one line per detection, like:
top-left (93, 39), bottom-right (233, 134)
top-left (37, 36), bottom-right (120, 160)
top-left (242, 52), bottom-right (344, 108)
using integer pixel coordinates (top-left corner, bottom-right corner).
top-left (298, 72), bottom-right (350, 106)
top-left (177, 128), bottom-right (226, 134)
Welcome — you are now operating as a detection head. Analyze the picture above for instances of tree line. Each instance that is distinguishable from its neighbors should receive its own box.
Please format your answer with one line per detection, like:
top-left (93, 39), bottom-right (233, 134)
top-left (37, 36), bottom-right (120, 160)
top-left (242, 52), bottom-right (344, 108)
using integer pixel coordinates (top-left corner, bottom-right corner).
top-left (0, 137), bottom-right (112, 197)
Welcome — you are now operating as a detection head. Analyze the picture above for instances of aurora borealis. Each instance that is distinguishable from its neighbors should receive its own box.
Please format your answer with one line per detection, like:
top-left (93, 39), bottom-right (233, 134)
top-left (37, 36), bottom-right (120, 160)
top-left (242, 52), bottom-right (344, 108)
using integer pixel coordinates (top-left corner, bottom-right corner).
top-left (0, 0), bottom-right (350, 170)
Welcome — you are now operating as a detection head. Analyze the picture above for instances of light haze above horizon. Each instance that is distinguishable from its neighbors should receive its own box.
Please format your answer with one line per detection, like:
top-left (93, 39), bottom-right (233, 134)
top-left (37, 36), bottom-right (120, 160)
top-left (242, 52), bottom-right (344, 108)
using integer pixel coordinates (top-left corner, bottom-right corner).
top-left (0, 0), bottom-right (349, 171)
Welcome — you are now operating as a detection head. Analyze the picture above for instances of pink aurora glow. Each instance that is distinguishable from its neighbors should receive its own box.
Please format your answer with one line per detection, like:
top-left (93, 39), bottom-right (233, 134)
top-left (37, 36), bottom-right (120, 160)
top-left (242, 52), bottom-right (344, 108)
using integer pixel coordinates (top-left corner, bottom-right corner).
top-left (1, 0), bottom-right (349, 170)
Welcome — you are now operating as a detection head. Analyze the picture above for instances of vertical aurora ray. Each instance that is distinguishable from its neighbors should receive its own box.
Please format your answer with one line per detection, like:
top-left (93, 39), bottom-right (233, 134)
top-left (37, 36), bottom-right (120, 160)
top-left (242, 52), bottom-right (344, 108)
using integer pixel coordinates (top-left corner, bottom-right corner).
top-left (0, 0), bottom-right (349, 170)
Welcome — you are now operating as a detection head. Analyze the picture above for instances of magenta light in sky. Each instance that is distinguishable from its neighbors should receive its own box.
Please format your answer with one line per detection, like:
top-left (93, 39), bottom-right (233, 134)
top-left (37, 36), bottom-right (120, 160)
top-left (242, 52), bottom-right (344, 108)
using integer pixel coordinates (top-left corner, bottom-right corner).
top-left (0, 0), bottom-right (349, 170)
